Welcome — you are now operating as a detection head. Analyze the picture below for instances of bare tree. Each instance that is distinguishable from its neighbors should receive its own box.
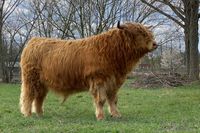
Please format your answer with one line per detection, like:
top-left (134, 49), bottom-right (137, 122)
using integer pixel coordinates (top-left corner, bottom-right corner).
top-left (122, 0), bottom-right (157, 23)
top-left (49, 0), bottom-right (77, 39)
top-left (22, 0), bottom-right (160, 39)
top-left (2, 1), bottom-right (39, 82)
top-left (67, 0), bottom-right (158, 37)
top-left (67, 0), bottom-right (123, 37)
top-left (3, 20), bottom-right (36, 82)
top-left (141, 0), bottom-right (200, 80)
top-left (0, 0), bottom-right (23, 82)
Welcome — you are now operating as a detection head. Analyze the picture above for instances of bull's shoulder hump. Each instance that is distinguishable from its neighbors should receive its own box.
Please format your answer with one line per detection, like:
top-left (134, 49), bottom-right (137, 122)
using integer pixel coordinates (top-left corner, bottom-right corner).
top-left (27, 37), bottom-right (67, 47)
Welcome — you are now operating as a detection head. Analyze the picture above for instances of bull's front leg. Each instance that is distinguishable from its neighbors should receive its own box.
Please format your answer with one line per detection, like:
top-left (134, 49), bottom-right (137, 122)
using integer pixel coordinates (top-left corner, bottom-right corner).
top-left (107, 90), bottom-right (121, 118)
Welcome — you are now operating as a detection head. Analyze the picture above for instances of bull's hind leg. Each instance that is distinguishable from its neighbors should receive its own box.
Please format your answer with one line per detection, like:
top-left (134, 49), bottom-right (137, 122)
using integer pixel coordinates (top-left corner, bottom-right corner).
top-left (32, 85), bottom-right (48, 116)
top-left (107, 90), bottom-right (121, 118)
top-left (90, 80), bottom-right (107, 120)
top-left (20, 68), bottom-right (42, 117)
top-left (20, 81), bottom-right (35, 117)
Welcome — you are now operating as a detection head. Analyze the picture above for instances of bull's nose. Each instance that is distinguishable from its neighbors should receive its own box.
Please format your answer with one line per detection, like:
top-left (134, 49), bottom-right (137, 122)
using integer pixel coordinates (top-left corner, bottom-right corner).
top-left (153, 43), bottom-right (157, 49)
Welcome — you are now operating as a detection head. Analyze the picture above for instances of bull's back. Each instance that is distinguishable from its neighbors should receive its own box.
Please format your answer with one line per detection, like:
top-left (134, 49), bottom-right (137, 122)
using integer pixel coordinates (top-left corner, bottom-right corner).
top-left (23, 37), bottom-right (89, 91)
top-left (21, 37), bottom-right (109, 93)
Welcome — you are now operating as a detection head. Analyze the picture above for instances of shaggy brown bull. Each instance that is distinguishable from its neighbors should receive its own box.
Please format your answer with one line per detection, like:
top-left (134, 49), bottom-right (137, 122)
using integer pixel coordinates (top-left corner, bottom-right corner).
top-left (20, 22), bottom-right (157, 120)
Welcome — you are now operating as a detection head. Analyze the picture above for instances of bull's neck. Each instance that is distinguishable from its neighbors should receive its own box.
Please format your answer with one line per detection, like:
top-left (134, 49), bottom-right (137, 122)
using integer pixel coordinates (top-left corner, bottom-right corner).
top-left (105, 33), bottom-right (148, 76)
top-left (112, 44), bottom-right (148, 76)
top-left (96, 30), bottom-right (149, 76)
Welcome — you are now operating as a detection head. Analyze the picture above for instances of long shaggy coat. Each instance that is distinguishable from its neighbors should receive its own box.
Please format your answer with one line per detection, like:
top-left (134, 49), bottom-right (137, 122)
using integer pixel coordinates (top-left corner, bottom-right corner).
top-left (20, 22), bottom-right (157, 120)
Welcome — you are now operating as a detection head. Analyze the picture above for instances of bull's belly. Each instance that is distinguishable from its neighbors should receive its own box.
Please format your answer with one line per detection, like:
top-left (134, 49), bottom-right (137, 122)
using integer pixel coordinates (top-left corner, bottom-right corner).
top-left (40, 74), bottom-right (88, 94)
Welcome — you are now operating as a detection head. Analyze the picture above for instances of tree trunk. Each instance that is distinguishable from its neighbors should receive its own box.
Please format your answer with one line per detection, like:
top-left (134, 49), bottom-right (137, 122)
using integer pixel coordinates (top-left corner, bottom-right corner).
top-left (0, 22), bottom-right (3, 81)
top-left (184, 27), bottom-right (190, 76)
top-left (183, 0), bottom-right (191, 77)
top-left (140, 0), bottom-right (199, 80)
top-left (188, 0), bottom-right (199, 80)
top-left (0, 1), bottom-right (4, 82)
top-left (0, 26), bottom-right (8, 82)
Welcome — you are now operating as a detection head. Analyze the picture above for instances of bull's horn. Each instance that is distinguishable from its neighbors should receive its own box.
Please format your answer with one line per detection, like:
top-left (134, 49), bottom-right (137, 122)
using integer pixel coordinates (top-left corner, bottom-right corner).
top-left (117, 21), bottom-right (123, 29)
top-left (145, 25), bottom-right (153, 29)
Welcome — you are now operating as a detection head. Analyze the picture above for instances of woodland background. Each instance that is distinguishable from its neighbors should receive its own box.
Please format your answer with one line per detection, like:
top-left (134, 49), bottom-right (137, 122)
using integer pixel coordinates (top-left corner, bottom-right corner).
top-left (0, 0), bottom-right (199, 83)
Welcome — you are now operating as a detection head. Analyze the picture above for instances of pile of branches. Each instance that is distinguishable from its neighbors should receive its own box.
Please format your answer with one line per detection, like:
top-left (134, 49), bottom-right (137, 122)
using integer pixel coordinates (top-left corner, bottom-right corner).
top-left (131, 72), bottom-right (190, 88)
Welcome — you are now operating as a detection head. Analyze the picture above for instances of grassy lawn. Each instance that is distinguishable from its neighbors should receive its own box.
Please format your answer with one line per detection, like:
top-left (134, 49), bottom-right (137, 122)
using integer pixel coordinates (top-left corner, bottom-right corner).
top-left (1, 80), bottom-right (200, 133)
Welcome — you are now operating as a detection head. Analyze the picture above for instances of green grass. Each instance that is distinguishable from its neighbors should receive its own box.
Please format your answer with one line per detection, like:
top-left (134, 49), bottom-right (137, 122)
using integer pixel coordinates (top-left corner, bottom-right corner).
top-left (1, 81), bottom-right (200, 133)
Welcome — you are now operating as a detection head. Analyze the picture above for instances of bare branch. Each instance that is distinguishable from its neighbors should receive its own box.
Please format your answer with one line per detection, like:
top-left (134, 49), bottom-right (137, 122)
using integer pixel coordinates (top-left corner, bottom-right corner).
top-left (158, 0), bottom-right (185, 22)
top-left (2, 0), bottom-right (23, 24)
top-left (141, 0), bottom-right (184, 28)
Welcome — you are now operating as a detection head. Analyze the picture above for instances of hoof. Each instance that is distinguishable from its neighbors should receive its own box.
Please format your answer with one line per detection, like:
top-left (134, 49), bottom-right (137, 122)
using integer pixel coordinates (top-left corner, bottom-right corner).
top-left (22, 112), bottom-right (32, 117)
top-left (111, 112), bottom-right (121, 118)
top-left (96, 113), bottom-right (104, 120)
top-left (36, 112), bottom-right (43, 117)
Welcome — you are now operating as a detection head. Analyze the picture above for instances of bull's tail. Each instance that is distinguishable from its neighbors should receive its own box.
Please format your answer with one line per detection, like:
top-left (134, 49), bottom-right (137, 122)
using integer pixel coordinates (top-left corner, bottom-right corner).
top-left (19, 76), bottom-right (35, 117)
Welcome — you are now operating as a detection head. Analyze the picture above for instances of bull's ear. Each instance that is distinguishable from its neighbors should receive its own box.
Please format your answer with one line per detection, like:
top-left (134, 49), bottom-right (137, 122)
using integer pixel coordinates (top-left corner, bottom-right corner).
top-left (117, 21), bottom-right (125, 30)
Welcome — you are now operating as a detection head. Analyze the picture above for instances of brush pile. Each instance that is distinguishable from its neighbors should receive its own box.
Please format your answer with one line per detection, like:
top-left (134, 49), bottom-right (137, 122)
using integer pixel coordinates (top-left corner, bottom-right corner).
top-left (131, 72), bottom-right (189, 88)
